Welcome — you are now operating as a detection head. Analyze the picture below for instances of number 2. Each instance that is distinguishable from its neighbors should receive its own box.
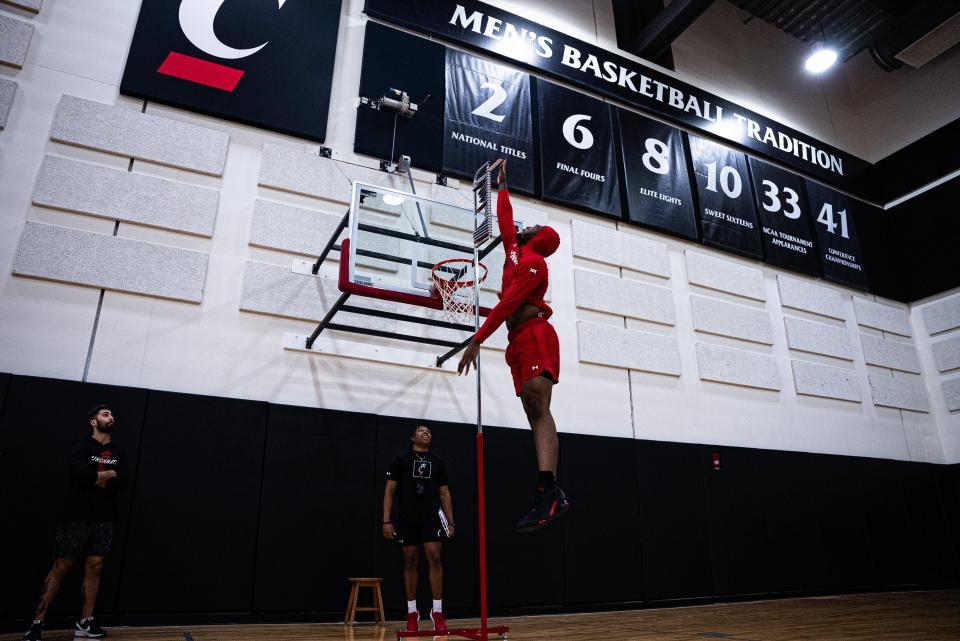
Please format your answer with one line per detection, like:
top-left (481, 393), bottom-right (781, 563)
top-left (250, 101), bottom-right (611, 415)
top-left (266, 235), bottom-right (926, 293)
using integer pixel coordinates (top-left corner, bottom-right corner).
top-left (471, 81), bottom-right (508, 123)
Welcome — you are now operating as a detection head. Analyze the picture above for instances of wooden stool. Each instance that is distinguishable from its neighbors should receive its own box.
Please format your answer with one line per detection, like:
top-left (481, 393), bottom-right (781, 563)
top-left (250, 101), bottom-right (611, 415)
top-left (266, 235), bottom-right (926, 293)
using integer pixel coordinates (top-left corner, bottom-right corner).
top-left (344, 577), bottom-right (385, 624)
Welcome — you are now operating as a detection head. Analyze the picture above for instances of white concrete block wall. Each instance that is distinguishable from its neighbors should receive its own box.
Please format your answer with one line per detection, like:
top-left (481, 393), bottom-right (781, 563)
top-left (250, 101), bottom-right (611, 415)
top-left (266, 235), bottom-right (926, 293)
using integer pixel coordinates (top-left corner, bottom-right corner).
top-left (784, 316), bottom-right (853, 360)
top-left (691, 295), bottom-right (772, 345)
top-left (791, 360), bottom-right (861, 402)
top-left (50, 95), bottom-right (230, 176)
top-left (12, 221), bottom-right (209, 303)
top-left (33, 155), bottom-right (220, 237)
top-left (0, 0), bottom-right (957, 463)
top-left (777, 275), bottom-right (845, 320)
top-left (853, 297), bottom-right (912, 337)
top-left (913, 289), bottom-right (960, 462)
top-left (0, 77), bottom-right (16, 129)
top-left (684, 250), bottom-right (765, 301)
top-left (1, 0), bottom-right (42, 12)
top-left (0, 13), bottom-right (33, 68)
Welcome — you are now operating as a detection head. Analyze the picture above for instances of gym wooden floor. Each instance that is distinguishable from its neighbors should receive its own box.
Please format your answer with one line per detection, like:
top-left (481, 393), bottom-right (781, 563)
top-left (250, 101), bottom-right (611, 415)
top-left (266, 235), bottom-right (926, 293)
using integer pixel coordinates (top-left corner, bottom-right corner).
top-left (6, 591), bottom-right (958, 640)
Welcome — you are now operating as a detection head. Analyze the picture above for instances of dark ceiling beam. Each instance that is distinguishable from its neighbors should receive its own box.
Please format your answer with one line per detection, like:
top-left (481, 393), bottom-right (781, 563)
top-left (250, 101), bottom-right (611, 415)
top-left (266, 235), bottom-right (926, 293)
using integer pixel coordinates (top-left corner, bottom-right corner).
top-left (781, 0), bottom-right (830, 34)
top-left (626, 0), bottom-right (717, 61)
top-left (869, 0), bottom-right (960, 69)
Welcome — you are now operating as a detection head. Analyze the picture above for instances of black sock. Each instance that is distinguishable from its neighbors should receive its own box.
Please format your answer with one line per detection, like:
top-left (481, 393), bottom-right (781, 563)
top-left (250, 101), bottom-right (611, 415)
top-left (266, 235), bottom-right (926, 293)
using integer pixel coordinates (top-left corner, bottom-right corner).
top-left (537, 471), bottom-right (555, 491)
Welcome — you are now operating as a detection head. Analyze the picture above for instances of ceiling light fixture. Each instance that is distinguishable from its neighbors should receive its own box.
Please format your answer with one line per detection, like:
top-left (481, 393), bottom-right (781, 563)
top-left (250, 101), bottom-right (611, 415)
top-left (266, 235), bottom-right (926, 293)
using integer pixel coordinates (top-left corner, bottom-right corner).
top-left (805, 47), bottom-right (838, 73)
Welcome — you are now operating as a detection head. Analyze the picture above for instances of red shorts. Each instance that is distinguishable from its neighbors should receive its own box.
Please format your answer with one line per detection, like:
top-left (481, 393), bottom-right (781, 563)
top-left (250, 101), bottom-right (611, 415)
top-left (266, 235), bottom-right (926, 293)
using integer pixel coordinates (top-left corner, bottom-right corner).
top-left (505, 316), bottom-right (560, 396)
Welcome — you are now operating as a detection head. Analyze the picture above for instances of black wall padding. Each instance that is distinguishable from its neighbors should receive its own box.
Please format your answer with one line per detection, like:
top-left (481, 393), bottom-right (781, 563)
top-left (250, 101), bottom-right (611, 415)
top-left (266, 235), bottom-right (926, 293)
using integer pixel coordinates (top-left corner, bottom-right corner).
top-left (371, 416), bottom-right (477, 615)
top-left (898, 462), bottom-right (960, 585)
top-left (2, 373), bottom-right (960, 633)
top-left (636, 441), bottom-right (712, 601)
top-left (354, 22), bottom-right (446, 173)
top-left (702, 445), bottom-right (778, 596)
top-left (559, 432), bottom-right (643, 605)
top-left (758, 450), bottom-right (827, 593)
top-left (252, 405), bottom-right (378, 613)
top-left (806, 455), bottom-right (875, 590)
top-left (481, 425), bottom-right (565, 610)
top-left (0, 376), bottom-right (147, 621)
top-left (0, 373), bottom-right (10, 419)
top-left (117, 391), bottom-right (268, 613)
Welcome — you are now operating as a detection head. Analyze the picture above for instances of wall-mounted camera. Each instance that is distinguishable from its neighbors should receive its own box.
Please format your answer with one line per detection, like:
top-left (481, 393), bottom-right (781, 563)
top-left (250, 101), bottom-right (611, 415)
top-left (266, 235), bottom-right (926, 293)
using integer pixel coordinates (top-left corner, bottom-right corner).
top-left (361, 88), bottom-right (427, 119)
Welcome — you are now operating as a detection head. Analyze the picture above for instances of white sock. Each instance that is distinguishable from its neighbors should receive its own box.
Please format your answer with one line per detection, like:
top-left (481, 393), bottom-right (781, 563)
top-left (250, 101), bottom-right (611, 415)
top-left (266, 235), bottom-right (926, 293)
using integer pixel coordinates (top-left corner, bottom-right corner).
top-left (407, 600), bottom-right (417, 614)
top-left (432, 599), bottom-right (442, 613)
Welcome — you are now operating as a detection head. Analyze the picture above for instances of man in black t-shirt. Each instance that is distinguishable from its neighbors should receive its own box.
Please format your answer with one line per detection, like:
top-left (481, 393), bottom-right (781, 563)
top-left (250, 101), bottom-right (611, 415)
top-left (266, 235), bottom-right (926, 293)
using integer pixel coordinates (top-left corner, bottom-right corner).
top-left (382, 425), bottom-right (454, 634)
top-left (22, 405), bottom-right (129, 641)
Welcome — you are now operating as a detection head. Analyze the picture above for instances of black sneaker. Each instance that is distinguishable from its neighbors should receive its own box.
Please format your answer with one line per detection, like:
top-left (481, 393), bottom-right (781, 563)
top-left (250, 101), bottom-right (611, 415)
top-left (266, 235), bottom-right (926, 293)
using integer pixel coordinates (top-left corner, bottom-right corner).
top-left (514, 485), bottom-right (570, 533)
top-left (22, 621), bottom-right (42, 641)
top-left (74, 617), bottom-right (107, 638)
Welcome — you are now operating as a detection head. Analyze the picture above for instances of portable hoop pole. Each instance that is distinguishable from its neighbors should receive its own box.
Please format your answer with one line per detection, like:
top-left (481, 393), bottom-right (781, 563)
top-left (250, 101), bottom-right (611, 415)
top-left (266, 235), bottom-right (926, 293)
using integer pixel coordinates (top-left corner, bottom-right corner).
top-left (397, 164), bottom-right (507, 640)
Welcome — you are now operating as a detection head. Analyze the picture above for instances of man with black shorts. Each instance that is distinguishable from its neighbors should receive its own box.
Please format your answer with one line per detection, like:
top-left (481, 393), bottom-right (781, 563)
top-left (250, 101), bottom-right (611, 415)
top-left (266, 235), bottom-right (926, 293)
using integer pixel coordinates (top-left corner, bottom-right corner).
top-left (382, 425), bottom-right (454, 634)
top-left (458, 160), bottom-right (570, 533)
top-left (22, 405), bottom-right (129, 641)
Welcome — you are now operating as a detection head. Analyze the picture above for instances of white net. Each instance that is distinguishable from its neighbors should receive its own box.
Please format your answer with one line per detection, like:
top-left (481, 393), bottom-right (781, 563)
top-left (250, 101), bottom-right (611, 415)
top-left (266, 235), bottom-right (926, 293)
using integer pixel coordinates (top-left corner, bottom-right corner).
top-left (432, 259), bottom-right (488, 325)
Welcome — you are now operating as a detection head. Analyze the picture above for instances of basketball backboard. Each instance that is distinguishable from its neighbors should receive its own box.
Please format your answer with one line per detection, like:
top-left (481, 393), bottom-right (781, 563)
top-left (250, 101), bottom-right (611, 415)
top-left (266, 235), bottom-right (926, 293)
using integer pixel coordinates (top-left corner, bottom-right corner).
top-left (345, 181), bottom-right (504, 305)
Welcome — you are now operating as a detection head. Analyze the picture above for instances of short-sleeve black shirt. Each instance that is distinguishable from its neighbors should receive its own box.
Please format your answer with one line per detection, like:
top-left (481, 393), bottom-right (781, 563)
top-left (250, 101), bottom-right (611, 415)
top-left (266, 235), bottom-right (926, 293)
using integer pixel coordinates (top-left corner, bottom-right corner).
top-left (386, 448), bottom-right (449, 525)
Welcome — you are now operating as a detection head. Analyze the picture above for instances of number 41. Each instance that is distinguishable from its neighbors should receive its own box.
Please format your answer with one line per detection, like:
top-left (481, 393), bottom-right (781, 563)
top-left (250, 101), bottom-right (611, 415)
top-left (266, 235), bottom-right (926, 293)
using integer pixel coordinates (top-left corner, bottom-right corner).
top-left (817, 203), bottom-right (849, 239)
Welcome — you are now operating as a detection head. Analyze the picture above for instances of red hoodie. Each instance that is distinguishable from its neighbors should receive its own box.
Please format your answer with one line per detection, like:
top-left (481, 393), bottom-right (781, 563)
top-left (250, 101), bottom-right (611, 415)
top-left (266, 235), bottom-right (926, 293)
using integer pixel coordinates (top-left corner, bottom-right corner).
top-left (475, 189), bottom-right (560, 343)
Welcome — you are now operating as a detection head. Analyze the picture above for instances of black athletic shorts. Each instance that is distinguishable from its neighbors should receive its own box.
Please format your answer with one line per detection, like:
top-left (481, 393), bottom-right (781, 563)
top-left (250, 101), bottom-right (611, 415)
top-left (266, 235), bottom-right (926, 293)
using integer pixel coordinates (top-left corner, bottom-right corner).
top-left (395, 519), bottom-right (445, 547)
top-left (54, 522), bottom-right (113, 560)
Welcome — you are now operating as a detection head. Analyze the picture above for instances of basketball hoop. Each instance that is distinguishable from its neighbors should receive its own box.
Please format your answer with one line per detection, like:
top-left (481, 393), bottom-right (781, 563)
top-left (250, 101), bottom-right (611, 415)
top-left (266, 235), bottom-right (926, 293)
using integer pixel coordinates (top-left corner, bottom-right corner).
top-left (432, 258), bottom-right (488, 325)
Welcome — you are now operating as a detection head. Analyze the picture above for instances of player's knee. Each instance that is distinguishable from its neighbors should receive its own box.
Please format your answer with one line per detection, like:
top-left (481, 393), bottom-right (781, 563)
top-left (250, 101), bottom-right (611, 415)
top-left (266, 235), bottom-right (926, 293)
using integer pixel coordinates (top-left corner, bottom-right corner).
top-left (521, 391), bottom-right (545, 420)
top-left (402, 551), bottom-right (418, 570)
top-left (53, 558), bottom-right (74, 575)
top-left (85, 556), bottom-right (104, 572)
top-left (425, 550), bottom-right (442, 567)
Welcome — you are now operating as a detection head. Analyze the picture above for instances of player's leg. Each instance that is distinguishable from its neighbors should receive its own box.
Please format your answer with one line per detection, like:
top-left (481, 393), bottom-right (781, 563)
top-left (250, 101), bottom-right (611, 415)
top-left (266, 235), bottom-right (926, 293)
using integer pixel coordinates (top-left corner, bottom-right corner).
top-left (520, 374), bottom-right (558, 474)
top-left (512, 321), bottom-right (568, 533)
top-left (423, 540), bottom-right (447, 633)
top-left (75, 554), bottom-right (107, 638)
top-left (399, 529), bottom-right (420, 631)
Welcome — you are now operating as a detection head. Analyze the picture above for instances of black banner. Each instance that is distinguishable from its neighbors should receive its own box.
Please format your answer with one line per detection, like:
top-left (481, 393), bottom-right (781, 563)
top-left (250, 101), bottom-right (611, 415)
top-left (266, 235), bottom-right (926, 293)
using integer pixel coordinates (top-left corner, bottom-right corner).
top-left (804, 180), bottom-right (869, 290)
top-left (443, 50), bottom-right (535, 194)
top-left (121, 0), bottom-right (342, 142)
top-left (354, 22), bottom-right (446, 173)
top-left (688, 136), bottom-right (762, 259)
top-left (748, 158), bottom-right (819, 276)
top-left (538, 81), bottom-right (621, 219)
top-left (619, 109), bottom-right (697, 241)
top-left (364, 0), bottom-right (871, 194)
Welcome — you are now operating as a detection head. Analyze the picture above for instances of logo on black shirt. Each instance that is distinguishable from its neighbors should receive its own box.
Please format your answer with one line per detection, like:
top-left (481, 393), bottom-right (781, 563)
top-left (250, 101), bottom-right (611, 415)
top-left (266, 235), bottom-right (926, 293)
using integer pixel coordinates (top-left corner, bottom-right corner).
top-left (413, 460), bottom-right (432, 479)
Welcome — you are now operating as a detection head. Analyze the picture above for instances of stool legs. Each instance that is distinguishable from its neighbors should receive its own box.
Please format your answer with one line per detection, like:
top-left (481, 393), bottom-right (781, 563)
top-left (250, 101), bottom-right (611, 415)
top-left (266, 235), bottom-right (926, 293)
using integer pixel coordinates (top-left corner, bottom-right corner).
top-left (345, 579), bottom-right (384, 625)
top-left (345, 581), bottom-right (360, 624)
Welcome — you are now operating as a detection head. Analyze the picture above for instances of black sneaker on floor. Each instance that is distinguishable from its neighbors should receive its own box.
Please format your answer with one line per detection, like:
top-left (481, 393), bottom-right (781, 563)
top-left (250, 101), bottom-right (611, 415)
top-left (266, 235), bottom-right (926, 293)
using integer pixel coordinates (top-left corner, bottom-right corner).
top-left (22, 621), bottom-right (42, 641)
top-left (74, 617), bottom-right (107, 638)
top-left (514, 485), bottom-right (570, 533)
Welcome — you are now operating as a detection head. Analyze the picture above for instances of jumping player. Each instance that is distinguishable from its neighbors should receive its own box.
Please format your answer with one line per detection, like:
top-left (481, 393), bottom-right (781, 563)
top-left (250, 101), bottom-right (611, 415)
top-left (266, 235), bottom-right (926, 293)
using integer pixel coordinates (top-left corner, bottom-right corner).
top-left (457, 160), bottom-right (569, 533)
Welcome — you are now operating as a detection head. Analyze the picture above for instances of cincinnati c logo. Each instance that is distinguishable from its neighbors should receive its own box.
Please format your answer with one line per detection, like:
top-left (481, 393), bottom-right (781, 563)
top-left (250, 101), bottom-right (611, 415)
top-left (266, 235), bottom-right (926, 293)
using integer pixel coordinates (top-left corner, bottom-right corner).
top-left (157, 0), bottom-right (288, 92)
